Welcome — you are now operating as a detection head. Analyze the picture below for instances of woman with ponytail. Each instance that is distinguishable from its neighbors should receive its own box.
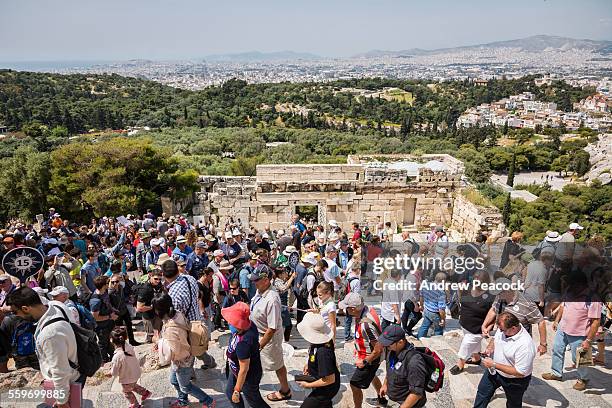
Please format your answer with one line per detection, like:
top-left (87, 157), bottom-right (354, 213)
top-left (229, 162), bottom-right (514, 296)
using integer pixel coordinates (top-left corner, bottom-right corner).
top-left (109, 326), bottom-right (152, 408)
top-left (153, 293), bottom-right (216, 408)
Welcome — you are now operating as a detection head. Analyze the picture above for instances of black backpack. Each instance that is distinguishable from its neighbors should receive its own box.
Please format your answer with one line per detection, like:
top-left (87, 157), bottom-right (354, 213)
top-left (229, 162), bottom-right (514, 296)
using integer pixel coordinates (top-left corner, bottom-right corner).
top-left (41, 306), bottom-right (103, 377)
top-left (299, 271), bottom-right (323, 302)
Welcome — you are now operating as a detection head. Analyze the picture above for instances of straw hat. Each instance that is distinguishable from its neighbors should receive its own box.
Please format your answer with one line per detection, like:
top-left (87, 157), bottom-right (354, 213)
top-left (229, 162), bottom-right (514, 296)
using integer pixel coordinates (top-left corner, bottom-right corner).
top-left (297, 312), bottom-right (333, 344)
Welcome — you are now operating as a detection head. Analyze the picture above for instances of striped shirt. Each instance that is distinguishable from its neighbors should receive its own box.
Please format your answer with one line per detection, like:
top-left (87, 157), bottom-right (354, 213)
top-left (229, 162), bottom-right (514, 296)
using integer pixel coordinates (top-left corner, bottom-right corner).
top-left (354, 306), bottom-right (382, 360)
top-left (491, 292), bottom-right (543, 326)
top-left (421, 282), bottom-right (446, 313)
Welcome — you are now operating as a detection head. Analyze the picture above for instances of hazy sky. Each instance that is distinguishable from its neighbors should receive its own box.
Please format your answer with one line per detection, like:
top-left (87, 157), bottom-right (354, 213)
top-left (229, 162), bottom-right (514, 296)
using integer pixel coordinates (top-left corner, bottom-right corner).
top-left (1, 0), bottom-right (611, 61)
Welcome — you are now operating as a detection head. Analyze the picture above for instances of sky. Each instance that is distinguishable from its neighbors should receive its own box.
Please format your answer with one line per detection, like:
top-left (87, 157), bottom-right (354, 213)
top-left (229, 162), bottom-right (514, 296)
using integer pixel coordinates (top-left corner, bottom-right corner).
top-left (1, 0), bottom-right (611, 61)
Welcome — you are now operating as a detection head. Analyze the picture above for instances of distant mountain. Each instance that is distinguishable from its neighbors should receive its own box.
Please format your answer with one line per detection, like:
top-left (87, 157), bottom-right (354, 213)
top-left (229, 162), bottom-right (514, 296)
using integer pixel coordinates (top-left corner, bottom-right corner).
top-left (353, 35), bottom-right (612, 58)
top-left (204, 51), bottom-right (320, 62)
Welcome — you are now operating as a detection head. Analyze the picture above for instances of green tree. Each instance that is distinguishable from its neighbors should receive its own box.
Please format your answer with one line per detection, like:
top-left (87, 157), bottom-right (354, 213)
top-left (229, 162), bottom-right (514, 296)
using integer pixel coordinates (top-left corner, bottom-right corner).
top-left (507, 151), bottom-right (516, 187)
top-left (502, 193), bottom-right (511, 226)
top-left (230, 156), bottom-right (261, 176)
top-left (0, 147), bottom-right (51, 223)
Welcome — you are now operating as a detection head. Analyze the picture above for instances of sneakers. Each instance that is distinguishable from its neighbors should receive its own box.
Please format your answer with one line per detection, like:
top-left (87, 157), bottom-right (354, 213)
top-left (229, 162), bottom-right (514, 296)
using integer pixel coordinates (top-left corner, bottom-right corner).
top-left (365, 395), bottom-right (388, 407)
top-left (542, 373), bottom-right (563, 381)
top-left (202, 400), bottom-right (216, 408)
top-left (573, 379), bottom-right (588, 391)
top-left (450, 365), bottom-right (464, 375)
top-left (140, 389), bottom-right (152, 402)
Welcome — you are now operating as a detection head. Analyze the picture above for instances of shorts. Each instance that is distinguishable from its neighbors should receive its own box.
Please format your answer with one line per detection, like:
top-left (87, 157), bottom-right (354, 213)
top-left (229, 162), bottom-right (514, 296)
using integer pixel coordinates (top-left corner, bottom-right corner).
top-left (260, 330), bottom-right (284, 372)
top-left (458, 329), bottom-right (484, 360)
top-left (350, 359), bottom-right (381, 389)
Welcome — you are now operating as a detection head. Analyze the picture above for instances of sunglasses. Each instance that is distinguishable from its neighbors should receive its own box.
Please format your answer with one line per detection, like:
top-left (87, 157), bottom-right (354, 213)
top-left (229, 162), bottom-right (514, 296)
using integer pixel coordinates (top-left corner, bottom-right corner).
top-left (230, 287), bottom-right (239, 290)
top-left (110, 281), bottom-right (120, 284)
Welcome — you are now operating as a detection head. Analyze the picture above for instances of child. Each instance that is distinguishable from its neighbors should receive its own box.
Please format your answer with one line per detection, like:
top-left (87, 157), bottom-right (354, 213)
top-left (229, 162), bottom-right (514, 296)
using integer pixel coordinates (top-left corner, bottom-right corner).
top-left (310, 281), bottom-right (337, 342)
top-left (109, 327), bottom-right (151, 408)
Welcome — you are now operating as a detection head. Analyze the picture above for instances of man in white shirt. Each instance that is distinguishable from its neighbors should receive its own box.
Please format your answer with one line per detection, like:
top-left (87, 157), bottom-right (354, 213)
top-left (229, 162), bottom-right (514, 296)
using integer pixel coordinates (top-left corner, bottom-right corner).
top-left (380, 269), bottom-right (403, 331)
top-left (474, 312), bottom-right (536, 408)
top-left (555, 222), bottom-right (583, 262)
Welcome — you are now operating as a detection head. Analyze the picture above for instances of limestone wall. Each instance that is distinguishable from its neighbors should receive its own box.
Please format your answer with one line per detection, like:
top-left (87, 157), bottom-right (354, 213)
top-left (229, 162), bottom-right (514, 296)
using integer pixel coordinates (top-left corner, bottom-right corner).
top-left (450, 193), bottom-right (504, 242)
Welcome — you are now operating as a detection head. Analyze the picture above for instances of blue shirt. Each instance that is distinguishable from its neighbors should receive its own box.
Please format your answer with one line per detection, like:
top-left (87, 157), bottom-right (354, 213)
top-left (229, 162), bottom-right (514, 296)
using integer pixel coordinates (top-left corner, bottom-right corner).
top-left (421, 282), bottom-right (447, 313)
top-left (239, 264), bottom-right (256, 300)
top-left (80, 260), bottom-right (101, 293)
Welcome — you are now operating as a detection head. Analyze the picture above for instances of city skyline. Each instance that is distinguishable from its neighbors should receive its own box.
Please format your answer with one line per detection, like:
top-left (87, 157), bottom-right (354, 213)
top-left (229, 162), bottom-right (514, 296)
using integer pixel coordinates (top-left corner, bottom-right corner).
top-left (1, 0), bottom-right (611, 62)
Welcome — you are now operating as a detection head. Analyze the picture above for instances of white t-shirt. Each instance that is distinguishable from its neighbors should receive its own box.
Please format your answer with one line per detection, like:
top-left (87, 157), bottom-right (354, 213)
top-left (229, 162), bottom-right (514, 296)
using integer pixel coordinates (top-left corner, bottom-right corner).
top-left (493, 325), bottom-right (536, 378)
top-left (317, 298), bottom-right (336, 329)
top-left (380, 278), bottom-right (403, 322)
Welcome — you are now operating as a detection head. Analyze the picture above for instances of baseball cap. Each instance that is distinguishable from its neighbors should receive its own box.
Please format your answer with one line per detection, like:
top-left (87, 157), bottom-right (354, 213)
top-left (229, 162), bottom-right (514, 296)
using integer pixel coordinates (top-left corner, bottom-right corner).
top-left (249, 264), bottom-right (272, 281)
top-left (569, 222), bottom-right (584, 230)
top-left (378, 324), bottom-right (406, 347)
top-left (48, 286), bottom-right (69, 297)
top-left (0, 275), bottom-right (12, 282)
top-left (338, 292), bottom-right (364, 310)
top-left (195, 241), bottom-right (207, 249)
top-left (232, 229), bottom-right (242, 236)
top-left (150, 238), bottom-right (162, 246)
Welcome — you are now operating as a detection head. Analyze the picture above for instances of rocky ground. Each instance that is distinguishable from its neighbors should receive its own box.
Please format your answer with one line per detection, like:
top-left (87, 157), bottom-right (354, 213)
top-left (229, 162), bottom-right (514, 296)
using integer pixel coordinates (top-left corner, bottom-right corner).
top-left (1, 301), bottom-right (609, 408)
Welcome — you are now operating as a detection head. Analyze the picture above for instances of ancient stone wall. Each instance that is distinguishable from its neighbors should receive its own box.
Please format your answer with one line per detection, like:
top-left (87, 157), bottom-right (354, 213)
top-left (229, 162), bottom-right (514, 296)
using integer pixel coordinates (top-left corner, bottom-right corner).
top-left (450, 193), bottom-right (505, 242)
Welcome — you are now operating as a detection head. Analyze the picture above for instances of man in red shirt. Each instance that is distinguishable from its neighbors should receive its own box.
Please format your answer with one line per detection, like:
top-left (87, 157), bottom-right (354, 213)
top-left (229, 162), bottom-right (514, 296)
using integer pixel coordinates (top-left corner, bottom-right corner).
top-left (339, 292), bottom-right (387, 408)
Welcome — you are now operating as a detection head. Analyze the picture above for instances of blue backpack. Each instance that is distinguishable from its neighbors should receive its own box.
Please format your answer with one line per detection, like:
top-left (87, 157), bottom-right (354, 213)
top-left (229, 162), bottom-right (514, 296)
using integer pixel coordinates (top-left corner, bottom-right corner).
top-left (75, 303), bottom-right (97, 330)
top-left (12, 321), bottom-right (36, 356)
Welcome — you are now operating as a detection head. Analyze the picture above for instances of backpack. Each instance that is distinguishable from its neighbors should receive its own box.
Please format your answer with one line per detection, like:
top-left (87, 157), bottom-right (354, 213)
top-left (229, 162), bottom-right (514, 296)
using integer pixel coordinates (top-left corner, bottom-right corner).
top-left (299, 271), bottom-right (323, 302)
top-left (406, 238), bottom-right (420, 256)
top-left (41, 306), bottom-right (103, 377)
top-left (407, 346), bottom-right (445, 393)
top-left (339, 276), bottom-right (359, 300)
top-left (75, 303), bottom-right (97, 330)
top-left (532, 241), bottom-right (556, 260)
top-left (12, 320), bottom-right (36, 356)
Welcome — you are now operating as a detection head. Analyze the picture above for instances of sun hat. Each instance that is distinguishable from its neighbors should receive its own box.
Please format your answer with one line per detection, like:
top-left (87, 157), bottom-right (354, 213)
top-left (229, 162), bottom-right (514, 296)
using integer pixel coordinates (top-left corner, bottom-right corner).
top-left (221, 302), bottom-right (251, 331)
top-left (176, 235), bottom-right (187, 244)
top-left (205, 234), bottom-right (216, 242)
top-left (282, 245), bottom-right (297, 257)
top-left (544, 231), bottom-right (562, 242)
top-left (219, 260), bottom-right (234, 271)
top-left (156, 253), bottom-right (172, 266)
top-left (328, 220), bottom-right (339, 228)
top-left (232, 229), bottom-right (242, 237)
top-left (213, 249), bottom-right (224, 257)
top-left (225, 231), bottom-right (234, 239)
top-left (150, 238), bottom-right (162, 246)
top-left (301, 252), bottom-right (318, 264)
top-left (297, 312), bottom-right (333, 344)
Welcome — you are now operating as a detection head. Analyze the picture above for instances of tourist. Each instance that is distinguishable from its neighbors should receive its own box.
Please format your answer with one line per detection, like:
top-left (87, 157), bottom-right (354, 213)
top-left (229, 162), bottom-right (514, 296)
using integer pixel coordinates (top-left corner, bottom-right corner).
top-left (48, 285), bottom-right (80, 326)
top-left (239, 253), bottom-right (257, 301)
top-left (271, 263), bottom-right (296, 341)
top-left (135, 269), bottom-right (164, 343)
top-left (339, 292), bottom-right (387, 408)
top-left (336, 239), bottom-right (353, 274)
top-left (44, 252), bottom-right (79, 302)
top-left (322, 245), bottom-right (342, 292)
top-left (222, 231), bottom-right (245, 269)
top-left (208, 249), bottom-right (225, 274)
top-left (10, 287), bottom-right (85, 406)
top-left (109, 272), bottom-right (140, 345)
top-left (135, 229), bottom-right (151, 273)
top-left (343, 261), bottom-right (361, 341)
top-left (482, 286), bottom-right (548, 355)
top-left (310, 281), bottom-right (337, 342)
top-left (162, 258), bottom-right (202, 322)
top-left (212, 259), bottom-right (232, 313)
top-left (474, 312), bottom-right (536, 408)
top-left (417, 272), bottom-right (447, 338)
top-left (295, 312), bottom-right (341, 408)
top-left (0, 295), bottom-right (40, 369)
top-left (555, 222), bottom-right (584, 263)
top-left (248, 264), bottom-right (292, 402)
top-left (90, 275), bottom-right (118, 362)
top-left (221, 301), bottom-right (270, 408)
top-left (380, 269), bottom-right (403, 331)
top-left (293, 252), bottom-right (313, 324)
top-left (109, 327), bottom-right (152, 408)
top-left (188, 241), bottom-right (209, 280)
top-left (542, 273), bottom-right (602, 391)
top-left (379, 325), bottom-right (428, 408)
top-left (450, 270), bottom-right (494, 375)
top-left (523, 248), bottom-right (554, 314)
top-left (531, 230), bottom-right (561, 260)
top-left (499, 231), bottom-right (524, 269)
top-left (223, 278), bottom-right (250, 309)
top-left (153, 293), bottom-right (215, 408)
top-left (80, 249), bottom-right (101, 295)
top-left (145, 238), bottom-right (165, 271)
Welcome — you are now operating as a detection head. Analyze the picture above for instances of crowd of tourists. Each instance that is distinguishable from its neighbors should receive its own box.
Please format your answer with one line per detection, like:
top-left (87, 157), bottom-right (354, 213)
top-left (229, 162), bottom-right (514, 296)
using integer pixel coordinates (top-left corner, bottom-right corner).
top-left (0, 209), bottom-right (609, 408)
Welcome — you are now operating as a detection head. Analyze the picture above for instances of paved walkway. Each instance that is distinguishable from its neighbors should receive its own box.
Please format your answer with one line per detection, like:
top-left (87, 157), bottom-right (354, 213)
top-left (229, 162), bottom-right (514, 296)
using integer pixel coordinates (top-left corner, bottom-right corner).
top-left (76, 303), bottom-right (611, 408)
top-left (491, 172), bottom-right (572, 192)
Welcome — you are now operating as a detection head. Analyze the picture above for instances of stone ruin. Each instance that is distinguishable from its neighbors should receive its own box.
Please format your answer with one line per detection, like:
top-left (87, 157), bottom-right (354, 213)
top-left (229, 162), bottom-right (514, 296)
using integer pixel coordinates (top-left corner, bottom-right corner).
top-left (187, 154), bottom-right (504, 240)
